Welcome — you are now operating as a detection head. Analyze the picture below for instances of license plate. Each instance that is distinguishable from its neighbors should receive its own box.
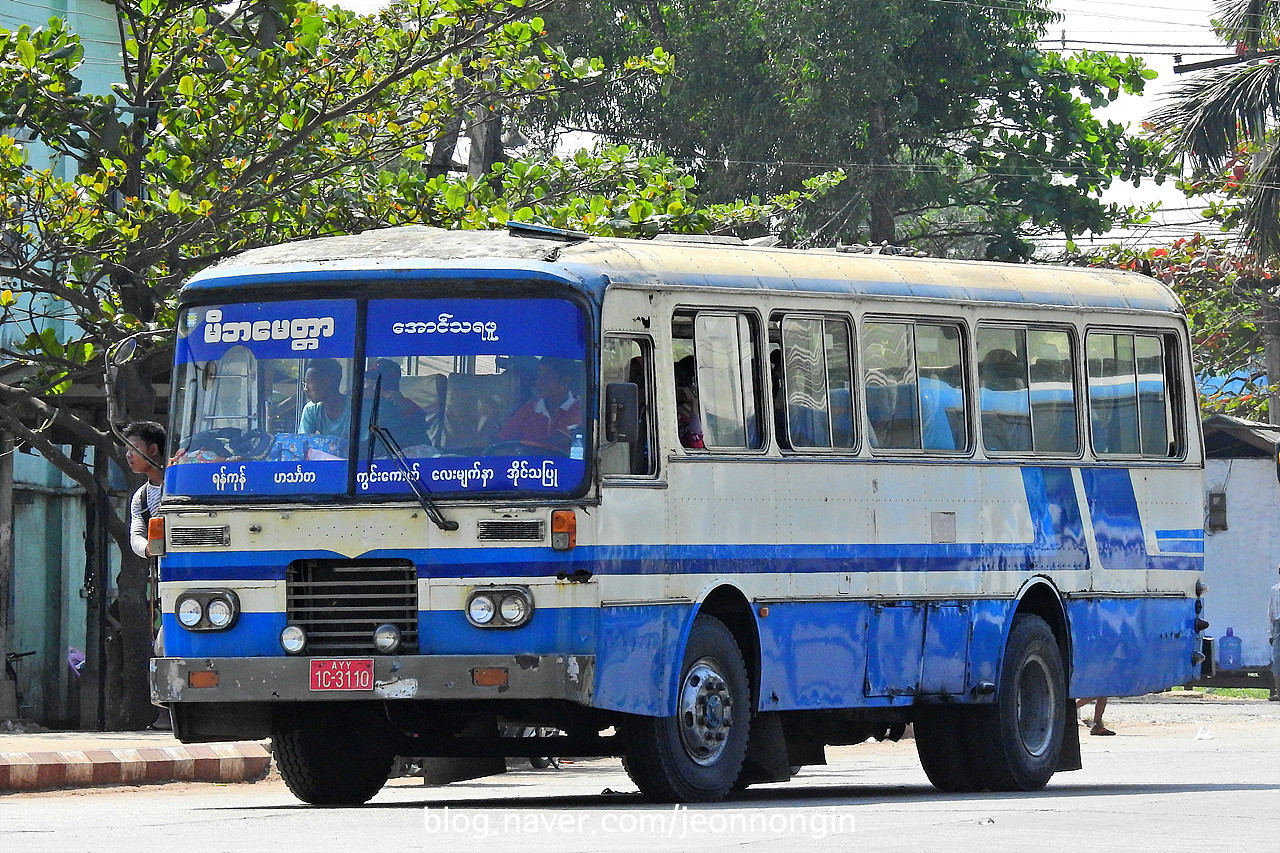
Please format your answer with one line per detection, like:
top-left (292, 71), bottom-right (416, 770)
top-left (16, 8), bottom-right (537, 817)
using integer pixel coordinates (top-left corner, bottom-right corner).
top-left (309, 659), bottom-right (374, 692)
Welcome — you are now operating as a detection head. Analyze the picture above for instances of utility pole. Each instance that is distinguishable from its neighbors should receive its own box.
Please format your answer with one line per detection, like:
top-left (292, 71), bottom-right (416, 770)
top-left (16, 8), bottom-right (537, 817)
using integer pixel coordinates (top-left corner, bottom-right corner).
top-left (1265, 300), bottom-right (1280, 425)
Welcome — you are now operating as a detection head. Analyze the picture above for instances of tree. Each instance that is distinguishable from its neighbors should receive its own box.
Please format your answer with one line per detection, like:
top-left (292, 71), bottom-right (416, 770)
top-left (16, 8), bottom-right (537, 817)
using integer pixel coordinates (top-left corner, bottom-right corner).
top-left (1145, 0), bottom-right (1280, 418)
top-left (1148, 0), bottom-right (1280, 260)
top-left (531, 0), bottom-right (1170, 259)
top-left (1083, 235), bottom-right (1279, 419)
top-left (0, 0), bottom-right (834, 726)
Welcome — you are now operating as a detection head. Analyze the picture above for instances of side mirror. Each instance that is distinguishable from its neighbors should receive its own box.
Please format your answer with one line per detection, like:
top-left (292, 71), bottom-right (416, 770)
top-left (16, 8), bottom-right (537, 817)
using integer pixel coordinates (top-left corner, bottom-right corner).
top-left (605, 382), bottom-right (640, 443)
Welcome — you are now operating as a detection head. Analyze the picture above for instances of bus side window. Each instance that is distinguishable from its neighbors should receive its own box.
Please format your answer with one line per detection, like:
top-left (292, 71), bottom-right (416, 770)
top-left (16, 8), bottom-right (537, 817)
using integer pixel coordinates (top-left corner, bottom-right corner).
top-left (1088, 331), bottom-right (1178, 458)
top-left (976, 327), bottom-right (1032, 453)
top-left (776, 314), bottom-right (855, 450)
top-left (601, 336), bottom-right (655, 476)
top-left (1027, 329), bottom-right (1078, 454)
top-left (673, 311), bottom-right (764, 451)
top-left (863, 321), bottom-right (966, 452)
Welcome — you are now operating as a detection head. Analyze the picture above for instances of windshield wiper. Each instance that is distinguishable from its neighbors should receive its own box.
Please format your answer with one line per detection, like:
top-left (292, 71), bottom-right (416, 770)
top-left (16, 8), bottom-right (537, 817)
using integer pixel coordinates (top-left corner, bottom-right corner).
top-left (367, 377), bottom-right (458, 532)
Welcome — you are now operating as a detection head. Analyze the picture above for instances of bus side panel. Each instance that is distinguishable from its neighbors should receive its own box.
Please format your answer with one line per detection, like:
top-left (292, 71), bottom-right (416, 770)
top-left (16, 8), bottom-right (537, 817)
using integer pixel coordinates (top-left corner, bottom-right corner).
top-left (755, 601), bottom-right (869, 710)
top-left (1067, 597), bottom-right (1198, 697)
top-left (969, 598), bottom-right (1017, 692)
top-left (593, 603), bottom-right (694, 716)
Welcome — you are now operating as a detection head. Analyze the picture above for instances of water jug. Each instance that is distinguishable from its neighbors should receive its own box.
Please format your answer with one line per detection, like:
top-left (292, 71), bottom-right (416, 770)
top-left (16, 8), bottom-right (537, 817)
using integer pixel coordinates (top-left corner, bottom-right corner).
top-left (1218, 627), bottom-right (1242, 670)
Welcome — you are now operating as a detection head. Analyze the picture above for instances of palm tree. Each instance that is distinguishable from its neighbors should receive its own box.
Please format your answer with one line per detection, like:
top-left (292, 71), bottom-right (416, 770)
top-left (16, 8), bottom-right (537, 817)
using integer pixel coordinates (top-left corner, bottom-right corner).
top-left (1149, 0), bottom-right (1280, 259)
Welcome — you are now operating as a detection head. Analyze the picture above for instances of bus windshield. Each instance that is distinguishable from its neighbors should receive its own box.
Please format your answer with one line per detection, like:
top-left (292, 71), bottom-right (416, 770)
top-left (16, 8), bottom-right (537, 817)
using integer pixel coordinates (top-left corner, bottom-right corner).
top-left (167, 294), bottom-right (589, 498)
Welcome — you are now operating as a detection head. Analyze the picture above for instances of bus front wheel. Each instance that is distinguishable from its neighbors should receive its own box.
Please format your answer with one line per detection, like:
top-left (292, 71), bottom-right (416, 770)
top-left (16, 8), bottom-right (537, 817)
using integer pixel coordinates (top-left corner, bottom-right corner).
top-left (973, 613), bottom-right (1067, 791)
top-left (622, 615), bottom-right (751, 803)
top-left (273, 706), bottom-right (395, 805)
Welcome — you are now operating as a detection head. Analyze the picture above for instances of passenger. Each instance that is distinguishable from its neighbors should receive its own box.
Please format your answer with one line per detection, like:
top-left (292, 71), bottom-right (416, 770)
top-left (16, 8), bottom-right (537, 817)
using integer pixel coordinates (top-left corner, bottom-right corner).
top-left (674, 355), bottom-right (704, 449)
top-left (361, 359), bottom-right (430, 452)
top-left (298, 357), bottom-right (351, 437)
top-left (498, 357), bottom-right (582, 453)
top-left (770, 349), bottom-right (790, 449)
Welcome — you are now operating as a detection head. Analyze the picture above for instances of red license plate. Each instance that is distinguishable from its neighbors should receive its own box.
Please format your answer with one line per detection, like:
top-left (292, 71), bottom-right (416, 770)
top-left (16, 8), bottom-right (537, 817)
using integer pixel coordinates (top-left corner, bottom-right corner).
top-left (309, 659), bottom-right (374, 692)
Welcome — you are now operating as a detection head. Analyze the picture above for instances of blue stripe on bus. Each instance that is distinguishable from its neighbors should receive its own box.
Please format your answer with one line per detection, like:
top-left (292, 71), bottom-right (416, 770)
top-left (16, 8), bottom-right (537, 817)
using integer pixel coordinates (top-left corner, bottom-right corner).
top-left (163, 611), bottom-right (287, 658)
top-left (1155, 529), bottom-right (1204, 540)
top-left (160, 540), bottom-right (1199, 583)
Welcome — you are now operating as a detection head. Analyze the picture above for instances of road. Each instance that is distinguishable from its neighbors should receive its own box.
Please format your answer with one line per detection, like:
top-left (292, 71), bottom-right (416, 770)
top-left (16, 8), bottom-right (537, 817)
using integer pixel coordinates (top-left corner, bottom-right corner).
top-left (4, 700), bottom-right (1278, 852)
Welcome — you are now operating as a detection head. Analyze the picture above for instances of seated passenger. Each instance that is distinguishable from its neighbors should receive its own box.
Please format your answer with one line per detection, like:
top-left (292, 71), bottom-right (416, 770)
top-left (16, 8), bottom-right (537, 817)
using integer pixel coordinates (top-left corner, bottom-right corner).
top-left (498, 357), bottom-right (582, 454)
top-left (674, 355), bottom-right (704, 449)
top-left (298, 357), bottom-right (351, 438)
top-left (361, 359), bottom-right (430, 452)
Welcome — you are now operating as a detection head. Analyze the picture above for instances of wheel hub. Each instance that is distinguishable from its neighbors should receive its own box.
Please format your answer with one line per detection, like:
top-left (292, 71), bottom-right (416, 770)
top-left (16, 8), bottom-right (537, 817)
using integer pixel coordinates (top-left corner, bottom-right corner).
top-left (1015, 652), bottom-right (1056, 757)
top-left (678, 659), bottom-right (735, 766)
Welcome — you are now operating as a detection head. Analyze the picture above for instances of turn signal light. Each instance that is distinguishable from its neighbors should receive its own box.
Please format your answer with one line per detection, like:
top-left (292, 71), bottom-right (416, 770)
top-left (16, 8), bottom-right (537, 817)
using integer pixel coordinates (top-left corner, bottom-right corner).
top-left (188, 670), bottom-right (219, 689)
top-left (147, 517), bottom-right (166, 557)
top-left (551, 510), bottom-right (576, 551)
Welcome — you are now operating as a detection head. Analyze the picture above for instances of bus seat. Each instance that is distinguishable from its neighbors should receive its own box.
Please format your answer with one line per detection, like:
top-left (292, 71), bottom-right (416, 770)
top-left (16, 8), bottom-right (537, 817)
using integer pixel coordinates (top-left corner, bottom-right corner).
top-left (441, 372), bottom-right (520, 452)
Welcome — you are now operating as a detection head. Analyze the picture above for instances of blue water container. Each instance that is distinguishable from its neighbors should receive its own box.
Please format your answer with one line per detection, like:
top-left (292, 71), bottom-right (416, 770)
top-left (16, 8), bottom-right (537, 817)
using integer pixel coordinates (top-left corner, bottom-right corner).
top-left (1218, 627), bottom-right (1242, 671)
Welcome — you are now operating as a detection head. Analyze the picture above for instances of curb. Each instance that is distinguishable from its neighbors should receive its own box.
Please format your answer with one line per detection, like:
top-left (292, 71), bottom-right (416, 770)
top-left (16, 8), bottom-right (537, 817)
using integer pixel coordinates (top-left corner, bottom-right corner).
top-left (0, 742), bottom-right (271, 793)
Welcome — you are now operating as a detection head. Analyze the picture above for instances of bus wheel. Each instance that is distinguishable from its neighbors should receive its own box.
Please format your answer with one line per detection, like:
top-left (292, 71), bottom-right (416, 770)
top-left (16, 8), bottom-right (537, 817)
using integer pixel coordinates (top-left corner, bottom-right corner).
top-left (274, 707), bottom-right (395, 805)
top-left (914, 706), bottom-right (983, 792)
top-left (623, 615), bottom-right (751, 803)
top-left (974, 613), bottom-right (1066, 791)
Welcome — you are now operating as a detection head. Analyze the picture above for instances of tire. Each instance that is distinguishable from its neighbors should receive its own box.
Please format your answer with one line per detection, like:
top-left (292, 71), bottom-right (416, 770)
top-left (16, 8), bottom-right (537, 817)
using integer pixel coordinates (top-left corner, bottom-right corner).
top-left (273, 707), bottom-right (395, 805)
top-left (623, 615), bottom-right (751, 803)
top-left (972, 613), bottom-right (1067, 792)
top-left (914, 706), bottom-right (984, 792)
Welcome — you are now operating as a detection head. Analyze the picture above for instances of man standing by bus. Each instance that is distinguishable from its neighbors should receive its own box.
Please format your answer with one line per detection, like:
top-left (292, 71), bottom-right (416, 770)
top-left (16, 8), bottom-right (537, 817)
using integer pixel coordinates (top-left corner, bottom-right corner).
top-left (1268, 564), bottom-right (1280, 701)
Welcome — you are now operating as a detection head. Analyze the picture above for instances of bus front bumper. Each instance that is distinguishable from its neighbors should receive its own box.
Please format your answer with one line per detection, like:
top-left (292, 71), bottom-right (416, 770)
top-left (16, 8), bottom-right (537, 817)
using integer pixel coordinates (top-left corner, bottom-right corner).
top-left (150, 654), bottom-right (595, 705)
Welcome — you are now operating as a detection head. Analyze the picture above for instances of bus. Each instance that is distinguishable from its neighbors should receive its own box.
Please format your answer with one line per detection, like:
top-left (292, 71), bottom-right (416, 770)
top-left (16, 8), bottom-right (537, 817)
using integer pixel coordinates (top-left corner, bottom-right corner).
top-left (149, 224), bottom-right (1206, 805)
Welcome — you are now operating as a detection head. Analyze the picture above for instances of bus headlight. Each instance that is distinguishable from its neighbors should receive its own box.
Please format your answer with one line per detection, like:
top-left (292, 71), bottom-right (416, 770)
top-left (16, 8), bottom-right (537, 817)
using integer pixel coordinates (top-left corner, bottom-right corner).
top-left (373, 623), bottom-right (401, 653)
top-left (177, 597), bottom-right (203, 628)
top-left (280, 625), bottom-right (307, 654)
top-left (467, 594), bottom-right (496, 626)
top-left (175, 590), bottom-right (239, 631)
top-left (206, 596), bottom-right (236, 629)
top-left (466, 587), bottom-right (533, 628)
top-left (499, 594), bottom-right (529, 625)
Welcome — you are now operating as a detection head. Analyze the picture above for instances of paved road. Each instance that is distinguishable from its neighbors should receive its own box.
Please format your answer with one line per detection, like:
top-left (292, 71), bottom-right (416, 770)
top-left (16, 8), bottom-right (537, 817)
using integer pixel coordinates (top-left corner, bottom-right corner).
top-left (4, 700), bottom-right (1278, 853)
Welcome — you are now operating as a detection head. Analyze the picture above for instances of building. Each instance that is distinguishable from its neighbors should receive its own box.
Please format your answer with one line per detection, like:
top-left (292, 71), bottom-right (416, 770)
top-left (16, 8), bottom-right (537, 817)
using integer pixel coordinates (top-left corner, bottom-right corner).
top-left (1, 0), bottom-right (124, 726)
top-left (1202, 414), bottom-right (1280, 678)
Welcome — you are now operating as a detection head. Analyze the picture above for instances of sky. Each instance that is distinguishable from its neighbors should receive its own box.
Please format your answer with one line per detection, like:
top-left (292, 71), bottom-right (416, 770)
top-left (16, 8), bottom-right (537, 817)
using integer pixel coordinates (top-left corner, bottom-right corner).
top-left (335, 0), bottom-right (1234, 252)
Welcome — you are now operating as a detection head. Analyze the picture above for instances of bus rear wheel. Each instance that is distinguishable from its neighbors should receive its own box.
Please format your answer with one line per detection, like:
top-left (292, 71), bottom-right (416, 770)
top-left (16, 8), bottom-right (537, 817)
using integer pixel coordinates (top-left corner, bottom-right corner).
top-left (274, 706), bottom-right (395, 805)
top-left (623, 615), bottom-right (751, 803)
top-left (973, 613), bottom-right (1066, 791)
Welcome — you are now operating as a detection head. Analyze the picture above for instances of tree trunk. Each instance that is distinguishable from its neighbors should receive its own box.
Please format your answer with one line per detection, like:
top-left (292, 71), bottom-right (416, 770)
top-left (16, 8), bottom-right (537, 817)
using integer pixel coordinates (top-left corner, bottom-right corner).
top-left (868, 104), bottom-right (895, 245)
top-left (467, 102), bottom-right (505, 184)
top-left (0, 432), bottom-right (15, 718)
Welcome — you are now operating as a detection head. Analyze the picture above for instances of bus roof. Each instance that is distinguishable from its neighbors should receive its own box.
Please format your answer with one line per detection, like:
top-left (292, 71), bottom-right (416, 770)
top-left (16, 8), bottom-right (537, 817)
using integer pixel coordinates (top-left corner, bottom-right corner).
top-left (183, 225), bottom-right (1183, 314)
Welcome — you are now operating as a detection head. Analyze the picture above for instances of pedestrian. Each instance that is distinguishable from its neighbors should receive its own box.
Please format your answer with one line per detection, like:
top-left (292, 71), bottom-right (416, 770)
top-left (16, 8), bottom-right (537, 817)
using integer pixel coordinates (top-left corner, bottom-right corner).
top-left (1268, 564), bottom-right (1280, 701)
top-left (124, 421), bottom-right (170, 729)
top-left (124, 421), bottom-right (166, 559)
top-left (1077, 697), bottom-right (1114, 736)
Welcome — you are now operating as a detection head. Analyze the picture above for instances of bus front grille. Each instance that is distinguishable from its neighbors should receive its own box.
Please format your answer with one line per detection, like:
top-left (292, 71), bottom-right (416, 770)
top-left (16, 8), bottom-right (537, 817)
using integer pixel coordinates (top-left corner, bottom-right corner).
top-left (286, 559), bottom-right (419, 655)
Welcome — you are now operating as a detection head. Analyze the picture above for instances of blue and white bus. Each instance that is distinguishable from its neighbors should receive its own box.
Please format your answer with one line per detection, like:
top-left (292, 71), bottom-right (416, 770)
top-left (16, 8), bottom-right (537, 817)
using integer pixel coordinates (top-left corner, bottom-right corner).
top-left (149, 225), bottom-right (1206, 805)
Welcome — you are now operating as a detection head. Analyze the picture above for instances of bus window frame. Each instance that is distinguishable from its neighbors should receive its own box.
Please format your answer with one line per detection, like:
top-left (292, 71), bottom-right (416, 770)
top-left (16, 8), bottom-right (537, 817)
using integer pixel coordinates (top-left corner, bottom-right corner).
top-left (673, 307), bottom-right (770, 456)
top-left (974, 321), bottom-right (1083, 460)
top-left (1083, 325), bottom-right (1187, 463)
top-left (772, 310), bottom-right (860, 455)
top-left (600, 333), bottom-right (660, 481)
top-left (860, 314), bottom-right (973, 458)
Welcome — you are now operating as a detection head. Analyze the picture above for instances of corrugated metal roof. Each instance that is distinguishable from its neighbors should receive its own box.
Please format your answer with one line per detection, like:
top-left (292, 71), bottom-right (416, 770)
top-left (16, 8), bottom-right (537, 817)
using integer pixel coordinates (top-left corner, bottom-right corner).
top-left (183, 226), bottom-right (1183, 314)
